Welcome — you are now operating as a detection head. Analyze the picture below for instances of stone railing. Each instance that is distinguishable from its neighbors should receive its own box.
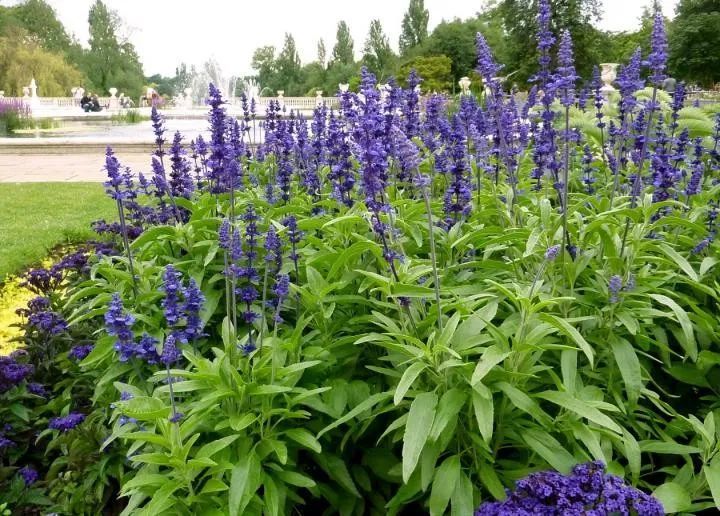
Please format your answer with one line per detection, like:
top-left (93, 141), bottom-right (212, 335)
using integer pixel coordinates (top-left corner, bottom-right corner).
top-left (1, 95), bottom-right (340, 112)
top-left (1, 97), bottom-right (114, 109)
top-left (256, 96), bottom-right (339, 110)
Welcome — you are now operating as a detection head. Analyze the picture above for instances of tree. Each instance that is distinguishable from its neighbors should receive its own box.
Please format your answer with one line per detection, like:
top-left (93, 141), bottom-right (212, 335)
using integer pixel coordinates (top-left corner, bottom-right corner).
top-left (276, 33), bottom-right (304, 95)
top-left (300, 62), bottom-right (327, 95)
top-left (324, 62), bottom-right (359, 95)
top-left (332, 21), bottom-right (355, 66)
top-left (417, 10), bottom-right (506, 85)
top-left (11, 0), bottom-right (73, 54)
top-left (669, 0), bottom-right (720, 87)
top-left (602, 5), bottom-right (655, 64)
top-left (0, 28), bottom-right (83, 96)
top-left (251, 45), bottom-right (277, 91)
top-left (174, 63), bottom-right (194, 92)
top-left (399, 55), bottom-right (453, 92)
top-left (500, 0), bottom-right (603, 82)
top-left (399, 0), bottom-right (430, 54)
top-left (85, 0), bottom-right (144, 96)
top-left (363, 19), bottom-right (395, 79)
top-left (317, 39), bottom-right (327, 68)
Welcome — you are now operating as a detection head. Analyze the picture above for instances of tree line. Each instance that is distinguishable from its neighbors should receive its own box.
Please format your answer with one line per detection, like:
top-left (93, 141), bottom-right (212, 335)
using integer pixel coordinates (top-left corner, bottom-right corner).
top-left (0, 0), bottom-right (144, 98)
top-left (1, 0), bottom-right (717, 100)
top-left (249, 0), bottom-right (720, 96)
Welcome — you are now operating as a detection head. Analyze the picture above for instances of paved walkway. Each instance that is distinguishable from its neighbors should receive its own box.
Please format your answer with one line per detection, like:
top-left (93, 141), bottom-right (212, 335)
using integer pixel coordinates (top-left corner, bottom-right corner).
top-left (0, 153), bottom-right (151, 182)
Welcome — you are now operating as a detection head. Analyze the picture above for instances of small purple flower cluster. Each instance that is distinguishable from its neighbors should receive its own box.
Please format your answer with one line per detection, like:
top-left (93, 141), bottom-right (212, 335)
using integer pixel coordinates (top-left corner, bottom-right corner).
top-left (18, 465), bottom-right (39, 486)
top-left (69, 344), bottom-right (94, 361)
top-left (20, 268), bottom-right (62, 295)
top-left (475, 461), bottom-right (663, 516)
top-left (48, 412), bottom-right (85, 432)
top-left (27, 310), bottom-right (68, 336)
top-left (0, 353), bottom-right (34, 393)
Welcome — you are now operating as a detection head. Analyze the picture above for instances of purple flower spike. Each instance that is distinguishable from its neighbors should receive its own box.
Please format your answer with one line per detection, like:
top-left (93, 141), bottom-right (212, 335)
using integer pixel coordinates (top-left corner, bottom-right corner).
top-left (161, 265), bottom-right (184, 326)
top-left (647, 11), bottom-right (668, 87)
top-left (545, 245), bottom-right (561, 261)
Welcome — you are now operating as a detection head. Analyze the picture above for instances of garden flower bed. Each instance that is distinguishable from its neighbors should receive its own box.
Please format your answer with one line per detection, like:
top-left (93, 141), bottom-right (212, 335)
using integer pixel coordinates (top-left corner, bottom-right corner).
top-left (2, 2), bottom-right (720, 514)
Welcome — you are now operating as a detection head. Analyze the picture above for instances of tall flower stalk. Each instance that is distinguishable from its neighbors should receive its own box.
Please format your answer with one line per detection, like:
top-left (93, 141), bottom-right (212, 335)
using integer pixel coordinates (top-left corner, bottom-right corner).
top-left (104, 147), bottom-right (138, 297)
top-left (620, 11), bottom-right (668, 258)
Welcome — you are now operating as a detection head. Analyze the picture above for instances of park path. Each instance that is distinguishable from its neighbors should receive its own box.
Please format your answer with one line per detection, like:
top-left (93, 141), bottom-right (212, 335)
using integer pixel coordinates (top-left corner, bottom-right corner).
top-left (0, 153), bottom-right (151, 182)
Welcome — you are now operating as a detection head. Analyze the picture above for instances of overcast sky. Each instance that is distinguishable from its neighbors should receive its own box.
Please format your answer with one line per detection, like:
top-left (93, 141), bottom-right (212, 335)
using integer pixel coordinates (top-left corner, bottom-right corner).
top-left (5, 0), bottom-right (679, 76)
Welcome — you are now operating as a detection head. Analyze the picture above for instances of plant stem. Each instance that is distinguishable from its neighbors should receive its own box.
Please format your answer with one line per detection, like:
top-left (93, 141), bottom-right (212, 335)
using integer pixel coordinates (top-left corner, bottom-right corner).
top-left (422, 189), bottom-right (443, 333)
top-left (116, 198), bottom-right (138, 299)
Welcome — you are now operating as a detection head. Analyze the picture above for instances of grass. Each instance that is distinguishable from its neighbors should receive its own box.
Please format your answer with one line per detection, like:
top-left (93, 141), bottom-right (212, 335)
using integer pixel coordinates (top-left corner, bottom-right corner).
top-left (110, 109), bottom-right (147, 124)
top-left (0, 182), bottom-right (115, 280)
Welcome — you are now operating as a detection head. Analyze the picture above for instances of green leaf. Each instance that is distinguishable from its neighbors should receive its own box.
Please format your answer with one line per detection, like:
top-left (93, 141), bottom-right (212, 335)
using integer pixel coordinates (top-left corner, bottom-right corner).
top-left (451, 471), bottom-right (475, 516)
top-left (616, 311), bottom-right (639, 335)
top-left (315, 453), bottom-right (361, 497)
top-left (429, 389), bottom-right (467, 442)
top-left (609, 335), bottom-right (642, 406)
top-left (196, 435), bottom-right (241, 460)
top-left (659, 243), bottom-right (698, 281)
top-left (479, 462), bottom-right (506, 501)
top-left (704, 457), bottom-right (720, 509)
top-left (394, 362), bottom-right (427, 405)
top-left (137, 479), bottom-right (181, 515)
top-left (648, 294), bottom-right (697, 360)
top-left (306, 265), bottom-right (329, 295)
top-left (538, 313), bottom-right (594, 367)
top-left (495, 382), bottom-right (551, 426)
top-left (221, 316), bottom-right (236, 351)
top-left (317, 392), bottom-right (391, 438)
top-left (471, 345), bottom-right (509, 386)
top-left (523, 429), bottom-right (577, 474)
top-left (652, 482), bottom-right (692, 513)
top-left (402, 392), bottom-right (438, 483)
top-left (536, 390), bottom-right (622, 434)
top-left (276, 470), bottom-right (316, 488)
top-left (250, 385), bottom-right (293, 395)
top-left (437, 312), bottom-right (462, 349)
top-left (201, 478), bottom-right (228, 494)
top-left (472, 387), bottom-right (494, 443)
top-left (429, 455), bottom-right (461, 516)
top-left (230, 413), bottom-right (257, 432)
top-left (639, 441), bottom-right (702, 455)
top-left (229, 451), bottom-right (260, 516)
top-left (623, 429), bottom-right (641, 482)
top-left (10, 403), bottom-right (29, 422)
top-left (117, 396), bottom-right (170, 421)
top-left (560, 349), bottom-right (577, 394)
top-left (263, 474), bottom-right (280, 516)
top-left (392, 284), bottom-right (436, 298)
top-left (284, 428), bottom-right (322, 453)
top-left (452, 301), bottom-right (498, 350)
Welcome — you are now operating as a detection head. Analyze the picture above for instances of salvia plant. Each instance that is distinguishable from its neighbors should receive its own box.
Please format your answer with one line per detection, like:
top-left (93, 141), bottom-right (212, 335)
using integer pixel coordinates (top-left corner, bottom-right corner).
top-left (3, 2), bottom-right (720, 514)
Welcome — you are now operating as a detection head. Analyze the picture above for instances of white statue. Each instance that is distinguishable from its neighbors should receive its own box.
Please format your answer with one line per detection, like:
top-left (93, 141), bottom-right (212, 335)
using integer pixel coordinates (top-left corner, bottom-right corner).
top-left (459, 76), bottom-right (471, 95)
top-left (600, 63), bottom-right (618, 95)
top-left (108, 87), bottom-right (119, 109)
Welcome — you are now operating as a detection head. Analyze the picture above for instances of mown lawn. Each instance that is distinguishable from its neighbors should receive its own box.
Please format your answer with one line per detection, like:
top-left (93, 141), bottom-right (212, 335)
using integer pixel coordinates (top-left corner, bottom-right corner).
top-left (0, 182), bottom-right (114, 279)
